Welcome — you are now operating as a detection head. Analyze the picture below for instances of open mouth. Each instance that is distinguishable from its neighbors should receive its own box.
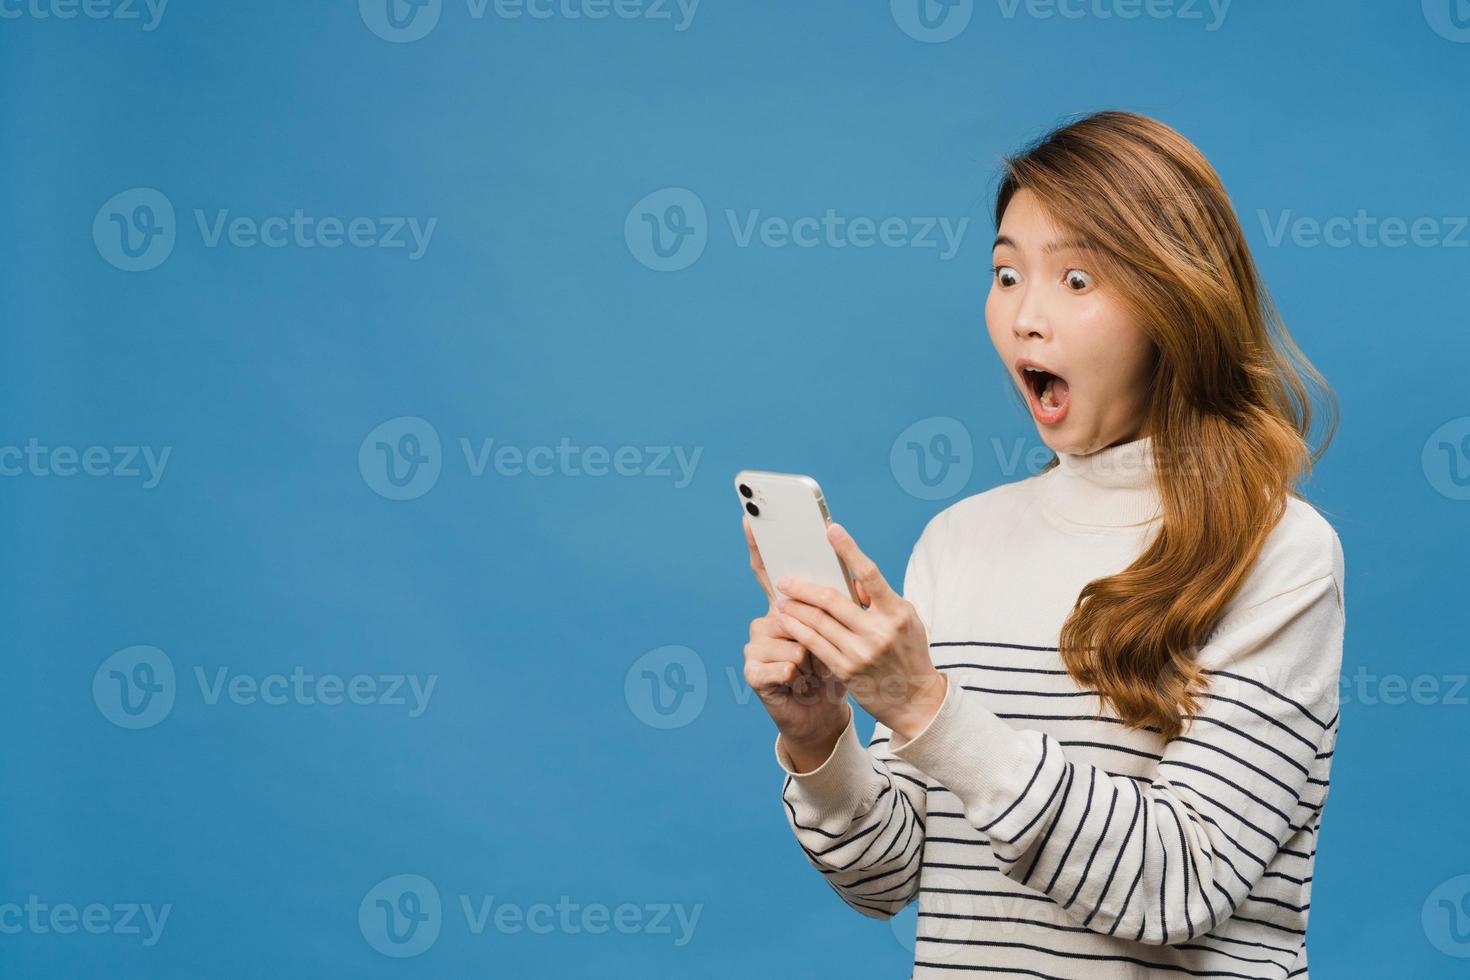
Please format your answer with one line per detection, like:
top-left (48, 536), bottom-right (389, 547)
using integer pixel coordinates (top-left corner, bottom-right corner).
top-left (1019, 363), bottom-right (1071, 422)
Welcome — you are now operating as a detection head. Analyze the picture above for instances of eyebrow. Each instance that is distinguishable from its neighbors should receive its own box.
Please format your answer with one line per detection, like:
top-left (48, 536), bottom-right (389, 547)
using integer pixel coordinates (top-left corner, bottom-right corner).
top-left (992, 234), bottom-right (1095, 254)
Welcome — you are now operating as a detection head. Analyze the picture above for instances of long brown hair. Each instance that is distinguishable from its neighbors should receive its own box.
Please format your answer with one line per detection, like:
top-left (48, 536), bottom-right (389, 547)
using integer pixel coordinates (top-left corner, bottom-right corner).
top-left (994, 110), bottom-right (1338, 739)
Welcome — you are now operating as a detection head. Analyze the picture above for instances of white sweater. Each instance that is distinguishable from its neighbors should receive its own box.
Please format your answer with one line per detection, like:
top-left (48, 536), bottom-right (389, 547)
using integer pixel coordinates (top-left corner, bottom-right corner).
top-left (774, 434), bottom-right (1345, 979)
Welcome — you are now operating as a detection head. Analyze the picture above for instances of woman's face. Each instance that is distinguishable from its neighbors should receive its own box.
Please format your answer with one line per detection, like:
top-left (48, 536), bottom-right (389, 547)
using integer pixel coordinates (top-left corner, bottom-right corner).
top-left (985, 186), bottom-right (1156, 456)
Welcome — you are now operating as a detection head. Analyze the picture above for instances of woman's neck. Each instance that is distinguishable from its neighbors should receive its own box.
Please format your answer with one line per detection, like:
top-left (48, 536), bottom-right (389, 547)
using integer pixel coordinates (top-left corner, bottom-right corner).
top-left (1036, 433), bottom-right (1162, 530)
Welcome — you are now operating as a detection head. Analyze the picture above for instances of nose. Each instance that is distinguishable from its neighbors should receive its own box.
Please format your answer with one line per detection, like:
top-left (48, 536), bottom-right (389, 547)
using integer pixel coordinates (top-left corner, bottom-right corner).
top-left (1011, 283), bottom-right (1052, 342)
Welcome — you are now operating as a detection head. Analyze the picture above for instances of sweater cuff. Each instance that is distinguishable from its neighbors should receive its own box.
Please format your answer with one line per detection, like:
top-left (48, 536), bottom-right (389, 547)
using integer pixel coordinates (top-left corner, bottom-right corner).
top-left (888, 679), bottom-right (1048, 837)
top-left (773, 704), bottom-right (884, 832)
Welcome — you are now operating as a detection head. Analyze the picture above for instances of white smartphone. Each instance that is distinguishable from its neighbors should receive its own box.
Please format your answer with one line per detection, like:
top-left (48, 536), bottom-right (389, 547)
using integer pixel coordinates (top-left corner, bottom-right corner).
top-left (735, 470), bottom-right (860, 606)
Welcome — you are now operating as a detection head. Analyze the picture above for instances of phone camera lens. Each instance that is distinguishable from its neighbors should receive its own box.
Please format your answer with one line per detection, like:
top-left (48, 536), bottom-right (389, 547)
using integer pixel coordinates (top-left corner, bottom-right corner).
top-left (745, 502), bottom-right (759, 517)
top-left (738, 483), bottom-right (753, 499)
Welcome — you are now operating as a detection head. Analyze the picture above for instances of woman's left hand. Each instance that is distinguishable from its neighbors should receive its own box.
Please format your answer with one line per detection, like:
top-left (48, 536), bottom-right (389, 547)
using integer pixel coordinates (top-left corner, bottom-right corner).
top-left (774, 522), bottom-right (948, 742)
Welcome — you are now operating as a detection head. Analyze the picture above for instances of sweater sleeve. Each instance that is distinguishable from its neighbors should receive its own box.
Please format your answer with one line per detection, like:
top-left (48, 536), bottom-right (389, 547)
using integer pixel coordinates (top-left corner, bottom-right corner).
top-left (887, 566), bottom-right (1345, 946)
top-left (772, 522), bottom-right (943, 920)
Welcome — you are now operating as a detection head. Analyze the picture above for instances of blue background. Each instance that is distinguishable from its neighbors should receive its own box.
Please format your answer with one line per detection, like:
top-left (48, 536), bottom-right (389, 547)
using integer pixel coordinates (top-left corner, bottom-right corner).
top-left (3, 1), bottom-right (1468, 976)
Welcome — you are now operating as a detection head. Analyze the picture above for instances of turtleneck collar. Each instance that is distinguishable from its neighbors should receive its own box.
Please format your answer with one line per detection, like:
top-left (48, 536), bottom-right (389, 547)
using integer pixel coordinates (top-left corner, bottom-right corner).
top-left (1035, 433), bottom-right (1163, 532)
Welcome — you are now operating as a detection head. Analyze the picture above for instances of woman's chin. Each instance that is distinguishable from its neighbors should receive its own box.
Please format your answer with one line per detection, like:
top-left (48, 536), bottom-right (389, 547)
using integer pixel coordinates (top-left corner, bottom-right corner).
top-left (1035, 426), bottom-right (1076, 455)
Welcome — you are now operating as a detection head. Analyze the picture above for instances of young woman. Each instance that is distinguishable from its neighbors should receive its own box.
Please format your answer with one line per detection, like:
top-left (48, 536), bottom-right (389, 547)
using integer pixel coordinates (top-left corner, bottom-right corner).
top-left (741, 110), bottom-right (1344, 979)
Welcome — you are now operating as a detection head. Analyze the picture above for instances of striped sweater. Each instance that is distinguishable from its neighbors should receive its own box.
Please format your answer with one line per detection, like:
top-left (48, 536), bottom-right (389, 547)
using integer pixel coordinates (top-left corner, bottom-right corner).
top-left (774, 434), bottom-right (1345, 979)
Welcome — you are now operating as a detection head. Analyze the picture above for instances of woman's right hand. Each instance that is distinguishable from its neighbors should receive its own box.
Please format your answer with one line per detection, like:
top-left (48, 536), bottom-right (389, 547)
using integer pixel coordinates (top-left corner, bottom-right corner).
top-left (742, 516), bottom-right (851, 764)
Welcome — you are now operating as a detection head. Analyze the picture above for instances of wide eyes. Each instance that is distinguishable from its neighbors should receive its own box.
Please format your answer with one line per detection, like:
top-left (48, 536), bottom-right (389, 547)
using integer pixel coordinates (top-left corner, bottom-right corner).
top-left (1063, 269), bottom-right (1094, 291)
top-left (990, 264), bottom-right (1094, 293)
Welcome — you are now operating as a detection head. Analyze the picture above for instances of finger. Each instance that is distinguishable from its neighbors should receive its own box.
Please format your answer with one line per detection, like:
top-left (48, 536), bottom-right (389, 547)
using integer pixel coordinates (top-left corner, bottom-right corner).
top-left (781, 598), bottom-right (862, 662)
top-left (827, 523), bottom-right (899, 612)
top-left (745, 659), bottom-right (798, 694)
top-left (753, 609), bottom-right (807, 644)
top-left (805, 649), bottom-right (833, 679)
top-left (750, 613), bottom-right (793, 641)
top-left (777, 606), bottom-right (850, 673)
top-left (746, 635), bottom-right (807, 665)
top-left (777, 576), bottom-right (867, 633)
top-left (743, 515), bottom-right (776, 603)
